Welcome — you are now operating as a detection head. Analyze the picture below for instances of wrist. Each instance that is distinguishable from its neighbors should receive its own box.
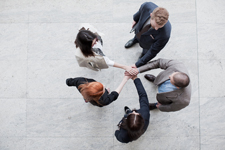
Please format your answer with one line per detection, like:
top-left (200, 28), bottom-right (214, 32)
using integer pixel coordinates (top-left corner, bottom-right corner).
top-left (132, 77), bottom-right (137, 80)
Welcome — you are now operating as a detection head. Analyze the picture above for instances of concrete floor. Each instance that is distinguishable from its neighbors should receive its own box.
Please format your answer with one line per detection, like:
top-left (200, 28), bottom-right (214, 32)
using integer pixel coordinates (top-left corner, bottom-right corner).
top-left (0, 0), bottom-right (225, 150)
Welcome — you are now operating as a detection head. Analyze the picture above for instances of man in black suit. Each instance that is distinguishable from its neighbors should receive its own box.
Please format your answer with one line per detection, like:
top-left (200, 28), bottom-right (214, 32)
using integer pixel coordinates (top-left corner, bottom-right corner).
top-left (125, 2), bottom-right (171, 68)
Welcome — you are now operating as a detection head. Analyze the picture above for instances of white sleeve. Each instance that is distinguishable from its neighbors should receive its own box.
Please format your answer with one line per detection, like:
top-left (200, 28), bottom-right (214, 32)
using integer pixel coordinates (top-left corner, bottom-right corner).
top-left (103, 56), bottom-right (114, 67)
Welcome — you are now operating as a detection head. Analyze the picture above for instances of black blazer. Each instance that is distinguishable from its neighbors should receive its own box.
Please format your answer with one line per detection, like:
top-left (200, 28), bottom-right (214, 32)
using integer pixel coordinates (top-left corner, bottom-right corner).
top-left (115, 78), bottom-right (150, 143)
top-left (67, 77), bottom-right (119, 107)
top-left (133, 2), bottom-right (171, 67)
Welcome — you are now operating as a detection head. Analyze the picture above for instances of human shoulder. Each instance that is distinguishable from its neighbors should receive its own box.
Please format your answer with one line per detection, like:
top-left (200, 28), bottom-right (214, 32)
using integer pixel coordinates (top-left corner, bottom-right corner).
top-left (115, 128), bottom-right (130, 143)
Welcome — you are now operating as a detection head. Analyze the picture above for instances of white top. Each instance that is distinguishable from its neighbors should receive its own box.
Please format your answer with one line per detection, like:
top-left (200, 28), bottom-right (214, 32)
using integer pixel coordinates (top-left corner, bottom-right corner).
top-left (92, 41), bottom-right (114, 67)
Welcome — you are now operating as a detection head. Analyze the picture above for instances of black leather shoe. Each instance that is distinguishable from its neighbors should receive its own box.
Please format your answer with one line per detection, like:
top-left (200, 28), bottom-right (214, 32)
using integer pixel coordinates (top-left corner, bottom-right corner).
top-left (144, 74), bottom-right (156, 82)
top-left (149, 103), bottom-right (157, 110)
top-left (66, 78), bottom-right (73, 86)
top-left (124, 106), bottom-right (131, 113)
top-left (125, 38), bottom-right (137, 48)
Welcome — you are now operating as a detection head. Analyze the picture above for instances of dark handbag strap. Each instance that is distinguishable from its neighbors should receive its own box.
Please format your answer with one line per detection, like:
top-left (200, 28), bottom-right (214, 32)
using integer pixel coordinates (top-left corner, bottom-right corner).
top-left (92, 48), bottom-right (105, 56)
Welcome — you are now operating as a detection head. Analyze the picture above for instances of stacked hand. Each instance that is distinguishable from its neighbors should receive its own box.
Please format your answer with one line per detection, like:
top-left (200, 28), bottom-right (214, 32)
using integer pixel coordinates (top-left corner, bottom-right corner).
top-left (124, 64), bottom-right (139, 76)
top-left (156, 103), bottom-right (161, 108)
top-left (124, 71), bottom-right (137, 80)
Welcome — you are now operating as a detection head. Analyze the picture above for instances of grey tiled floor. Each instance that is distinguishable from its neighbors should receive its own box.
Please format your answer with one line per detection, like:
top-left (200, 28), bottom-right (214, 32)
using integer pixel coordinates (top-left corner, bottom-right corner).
top-left (0, 0), bottom-right (225, 150)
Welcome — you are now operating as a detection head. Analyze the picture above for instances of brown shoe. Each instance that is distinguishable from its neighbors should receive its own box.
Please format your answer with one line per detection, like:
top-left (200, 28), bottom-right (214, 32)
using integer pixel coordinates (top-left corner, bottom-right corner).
top-left (149, 103), bottom-right (157, 110)
top-left (144, 74), bottom-right (156, 82)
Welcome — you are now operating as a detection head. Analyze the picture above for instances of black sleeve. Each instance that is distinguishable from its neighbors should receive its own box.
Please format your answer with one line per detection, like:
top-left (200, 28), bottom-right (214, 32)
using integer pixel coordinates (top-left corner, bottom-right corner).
top-left (89, 100), bottom-right (103, 107)
top-left (133, 2), bottom-right (147, 22)
top-left (101, 91), bottom-right (119, 106)
top-left (115, 129), bottom-right (130, 143)
top-left (135, 38), bottom-right (169, 67)
top-left (66, 77), bottom-right (95, 89)
top-left (134, 78), bottom-right (150, 117)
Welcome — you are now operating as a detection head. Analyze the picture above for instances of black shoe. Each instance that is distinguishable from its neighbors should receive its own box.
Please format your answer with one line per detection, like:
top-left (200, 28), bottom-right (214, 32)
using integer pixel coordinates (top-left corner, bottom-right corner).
top-left (124, 106), bottom-right (131, 113)
top-left (66, 78), bottom-right (73, 86)
top-left (125, 38), bottom-right (137, 48)
top-left (144, 74), bottom-right (156, 82)
top-left (149, 103), bottom-right (157, 110)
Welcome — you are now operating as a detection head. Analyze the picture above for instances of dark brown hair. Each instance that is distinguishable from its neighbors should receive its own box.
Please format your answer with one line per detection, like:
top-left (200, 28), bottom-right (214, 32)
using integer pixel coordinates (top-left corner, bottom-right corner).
top-left (74, 27), bottom-right (97, 57)
top-left (173, 72), bottom-right (190, 88)
top-left (120, 111), bottom-right (145, 141)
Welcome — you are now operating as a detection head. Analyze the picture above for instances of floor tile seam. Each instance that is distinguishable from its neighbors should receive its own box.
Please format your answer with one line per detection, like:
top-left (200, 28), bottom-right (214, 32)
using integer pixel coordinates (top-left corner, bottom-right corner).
top-left (195, 0), bottom-right (201, 149)
top-left (197, 59), bottom-right (225, 60)
top-left (142, 135), bottom-right (200, 137)
top-left (171, 22), bottom-right (225, 25)
top-left (25, 59), bottom-right (78, 61)
top-left (0, 96), bottom-right (207, 100)
top-left (198, 97), bottom-right (225, 99)
top-left (1, 22), bottom-right (225, 25)
top-left (0, 96), bottom-right (210, 100)
top-left (5, 135), bottom-right (225, 138)
top-left (0, 136), bottom-right (27, 138)
top-left (25, 22), bottom-right (29, 150)
top-left (6, 21), bottom-right (224, 24)
top-left (197, 22), bottom-right (225, 25)
top-left (26, 10), bottom-right (29, 150)
top-left (0, 22), bottom-right (97, 24)
top-left (25, 136), bottom-right (114, 138)
top-left (26, 21), bottom-right (117, 24)
top-left (0, 22), bottom-right (29, 24)
top-left (0, 98), bottom-right (83, 100)
top-left (0, 59), bottom-right (208, 61)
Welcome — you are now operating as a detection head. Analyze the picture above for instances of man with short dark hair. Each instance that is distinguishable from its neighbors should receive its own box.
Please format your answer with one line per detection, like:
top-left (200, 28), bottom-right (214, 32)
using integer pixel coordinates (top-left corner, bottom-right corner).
top-left (127, 58), bottom-right (191, 112)
top-left (125, 2), bottom-right (171, 68)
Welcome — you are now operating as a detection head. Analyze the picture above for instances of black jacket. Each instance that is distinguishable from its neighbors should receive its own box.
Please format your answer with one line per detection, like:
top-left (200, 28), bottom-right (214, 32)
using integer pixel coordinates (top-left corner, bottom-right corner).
top-left (67, 77), bottom-right (119, 107)
top-left (133, 2), bottom-right (171, 67)
top-left (115, 78), bottom-right (150, 143)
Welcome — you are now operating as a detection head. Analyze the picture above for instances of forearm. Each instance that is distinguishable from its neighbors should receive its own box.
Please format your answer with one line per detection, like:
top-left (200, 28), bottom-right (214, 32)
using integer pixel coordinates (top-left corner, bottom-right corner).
top-left (139, 58), bottom-right (175, 73)
top-left (115, 77), bottom-right (128, 94)
top-left (137, 59), bottom-right (160, 73)
top-left (133, 2), bottom-right (146, 22)
top-left (113, 62), bottom-right (126, 70)
top-left (135, 50), bottom-right (157, 67)
top-left (103, 56), bottom-right (115, 67)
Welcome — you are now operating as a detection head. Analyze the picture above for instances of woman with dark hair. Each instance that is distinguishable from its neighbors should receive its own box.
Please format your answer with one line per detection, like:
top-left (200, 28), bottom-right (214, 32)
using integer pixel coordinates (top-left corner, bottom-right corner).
top-left (74, 27), bottom-right (137, 75)
top-left (115, 75), bottom-right (150, 143)
top-left (66, 75), bottom-right (131, 107)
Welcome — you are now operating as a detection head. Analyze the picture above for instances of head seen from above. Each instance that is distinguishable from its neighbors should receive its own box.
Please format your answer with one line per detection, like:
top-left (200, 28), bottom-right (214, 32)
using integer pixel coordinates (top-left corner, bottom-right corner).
top-left (121, 110), bottom-right (145, 140)
top-left (74, 27), bottom-right (97, 57)
top-left (169, 72), bottom-right (190, 88)
top-left (150, 7), bottom-right (169, 30)
top-left (78, 82), bottom-right (104, 103)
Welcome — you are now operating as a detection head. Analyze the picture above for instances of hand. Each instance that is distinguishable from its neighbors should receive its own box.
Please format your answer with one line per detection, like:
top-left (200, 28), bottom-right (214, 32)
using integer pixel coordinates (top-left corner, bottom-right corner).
top-left (130, 68), bottom-right (139, 75)
top-left (156, 103), bottom-right (161, 108)
top-left (124, 66), bottom-right (138, 75)
top-left (124, 71), bottom-right (130, 76)
top-left (132, 21), bottom-right (136, 28)
top-left (106, 88), bottom-right (110, 93)
top-left (131, 64), bottom-right (137, 68)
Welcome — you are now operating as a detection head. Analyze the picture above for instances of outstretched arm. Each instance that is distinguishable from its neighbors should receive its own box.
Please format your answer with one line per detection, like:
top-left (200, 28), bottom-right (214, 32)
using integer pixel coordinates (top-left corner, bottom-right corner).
top-left (135, 38), bottom-right (169, 67)
top-left (114, 75), bottom-right (131, 94)
top-left (138, 58), bottom-right (179, 73)
top-left (113, 62), bottom-right (138, 75)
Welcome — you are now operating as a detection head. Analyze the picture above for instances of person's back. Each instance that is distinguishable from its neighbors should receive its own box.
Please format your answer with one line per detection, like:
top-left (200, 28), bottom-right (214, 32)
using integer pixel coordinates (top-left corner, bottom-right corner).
top-left (115, 76), bottom-right (150, 143)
